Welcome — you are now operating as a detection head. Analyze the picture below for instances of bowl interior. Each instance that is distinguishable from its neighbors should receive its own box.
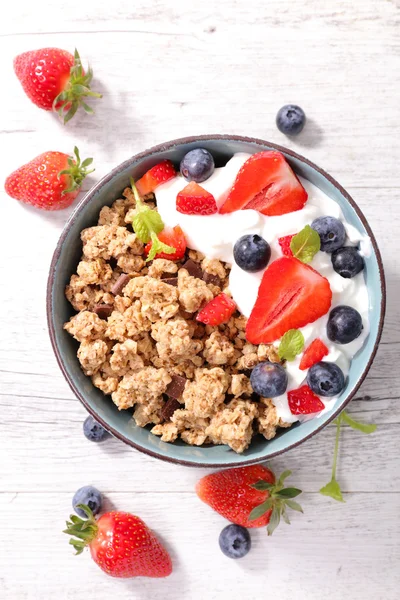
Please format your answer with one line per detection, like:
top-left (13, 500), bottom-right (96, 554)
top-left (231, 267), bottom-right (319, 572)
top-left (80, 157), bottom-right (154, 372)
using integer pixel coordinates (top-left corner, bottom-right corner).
top-left (48, 136), bottom-right (385, 467)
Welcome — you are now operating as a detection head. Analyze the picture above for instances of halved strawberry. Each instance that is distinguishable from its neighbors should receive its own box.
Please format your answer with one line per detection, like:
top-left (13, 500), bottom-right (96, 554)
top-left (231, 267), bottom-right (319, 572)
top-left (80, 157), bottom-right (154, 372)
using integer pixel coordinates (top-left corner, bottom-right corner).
top-left (246, 257), bottom-right (332, 344)
top-left (196, 293), bottom-right (236, 326)
top-left (299, 338), bottom-right (329, 371)
top-left (278, 234), bottom-right (295, 257)
top-left (288, 385), bottom-right (325, 415)
top-left (219, 151), bottom-right (307, 216)
top-left (136, 160), bottom-right (176, 195)
top-left (144, 225), bottom-right (186, 261)
top-left (176, 182), bottom-right (218, 215)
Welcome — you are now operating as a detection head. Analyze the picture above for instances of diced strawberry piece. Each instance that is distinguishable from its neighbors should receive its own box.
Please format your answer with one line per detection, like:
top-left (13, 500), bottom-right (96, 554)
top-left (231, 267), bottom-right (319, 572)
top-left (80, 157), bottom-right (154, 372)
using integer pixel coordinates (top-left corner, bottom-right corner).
top-left (176, 182), bottom-right (218, 215)
top-left (278, 234), bottom-right (295, 257)
top-left (246, 257), bottom-right (332, 344)
top-left (219, 151), bottom-right (308, 216)
top-left (299, 338), bottom-right (329, 371)
top-left (144, 225), bottom-right (186, 261)
top-left (288, 385), bottom-right (325, 415)
top-left (196, 293), bottom-right (237, 326)
top-left (136, 160), bottom-right (176, 195)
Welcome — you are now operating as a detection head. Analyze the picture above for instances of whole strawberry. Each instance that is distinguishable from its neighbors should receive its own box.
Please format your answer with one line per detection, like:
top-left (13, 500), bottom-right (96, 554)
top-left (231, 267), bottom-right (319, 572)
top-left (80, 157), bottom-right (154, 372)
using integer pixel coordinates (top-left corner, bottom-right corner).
top-left (14, 48), bottom-right (101, 122)
top-left (5, 147), bottom-right (93, 211)
top-left (196, 465), bottom-right (302, 535)
top-left (64, 504), bottom-right (172, 578)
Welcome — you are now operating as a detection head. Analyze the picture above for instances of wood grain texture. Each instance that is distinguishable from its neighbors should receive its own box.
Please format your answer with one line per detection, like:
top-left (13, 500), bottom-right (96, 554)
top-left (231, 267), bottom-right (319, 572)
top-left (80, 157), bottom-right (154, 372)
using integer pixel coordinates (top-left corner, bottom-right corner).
top-left (0, 1), bottom-right (399, 598)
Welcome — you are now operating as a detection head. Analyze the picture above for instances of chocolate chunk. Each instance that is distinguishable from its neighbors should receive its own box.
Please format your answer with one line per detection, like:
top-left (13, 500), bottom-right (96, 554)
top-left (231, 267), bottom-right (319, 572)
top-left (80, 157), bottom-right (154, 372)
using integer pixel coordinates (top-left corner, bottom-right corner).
top-left (94, 304), bottom-right (113, 320)
top-left (203, 272), bottom-right (222, 287)
top-left (162, 277), bottom-right (178, 287)
top-left (182, 259), bottom-right (203, 279)
top-left (180, 309), bottom-right (193, 320)
top-left (111, 273), bottom-right (130, 295)
top-left (165, 374), bottom-right (187, 399)
top-left (161, 398), bottom-right (181, 422)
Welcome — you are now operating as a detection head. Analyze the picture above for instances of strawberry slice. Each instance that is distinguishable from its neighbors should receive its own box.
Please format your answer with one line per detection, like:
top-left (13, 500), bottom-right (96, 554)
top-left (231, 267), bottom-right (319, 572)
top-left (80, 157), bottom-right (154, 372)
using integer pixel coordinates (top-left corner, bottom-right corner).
top-left (196, 293), bottom-right (236, 326)
top-left (246, 257), bottom-right (332, 344)
top-left (219, 151), bottom-right (307, 216)
top-left (136, 160), bottom-right (176, 195)
top-left (144, 225), bottom-right (186, 261)
top-left (278, 234), bottom-right (295, 257)
top-left (288, 385), bottom-right (325, 415)
top-left (299, 338), bottom-right (329, 371)
top-left (176, 182), bottom-right (218, 215)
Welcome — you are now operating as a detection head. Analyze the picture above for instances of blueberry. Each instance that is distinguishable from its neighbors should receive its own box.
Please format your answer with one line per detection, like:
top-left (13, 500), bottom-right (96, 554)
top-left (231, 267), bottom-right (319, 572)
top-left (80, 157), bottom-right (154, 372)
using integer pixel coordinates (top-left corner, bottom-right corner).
top-left (307, 361), bottom-right (345, 397)
top-left (83, 415), bottom-right (108, 442)
top-left (72, 485), bottom-right (102, 517)
top-left (180, 148), bottom-right (215, 183)
top-left (233, 234), bottom-right (271, 272)
top-left (250, 361), bottom-right (288, 397)
top-left (219, 524), bottom-right (251, 559)
top-left (331, 247), bottom-right (365, 279)
top-left (276, 104), bottom-right (306, 135)
top-left (311, 216), bottom-right (346, 253)
top-left (327, 305), bottom-right (363, 344)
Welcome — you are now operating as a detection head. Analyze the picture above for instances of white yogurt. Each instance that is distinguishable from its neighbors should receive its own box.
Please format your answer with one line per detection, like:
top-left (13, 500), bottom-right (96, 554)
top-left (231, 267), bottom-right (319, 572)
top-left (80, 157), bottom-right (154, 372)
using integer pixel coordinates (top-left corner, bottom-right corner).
top-left (156, 153), bottom-right (370, 422)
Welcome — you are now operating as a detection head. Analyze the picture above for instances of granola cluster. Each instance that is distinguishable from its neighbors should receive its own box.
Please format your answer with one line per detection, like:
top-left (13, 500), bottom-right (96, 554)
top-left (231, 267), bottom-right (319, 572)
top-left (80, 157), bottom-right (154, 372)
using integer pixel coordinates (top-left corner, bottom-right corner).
top-left (64, 187), bottom-right (292, 453)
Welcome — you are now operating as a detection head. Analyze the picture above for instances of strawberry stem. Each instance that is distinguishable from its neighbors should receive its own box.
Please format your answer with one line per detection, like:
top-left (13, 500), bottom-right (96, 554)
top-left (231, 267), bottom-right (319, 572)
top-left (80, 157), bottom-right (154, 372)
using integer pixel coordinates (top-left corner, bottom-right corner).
top-left (63, 504), bottom-right (99, 555)
top-left (58, 146), bottom-right (94, 195)
top-left (53, 49), bottom-right (102, 124)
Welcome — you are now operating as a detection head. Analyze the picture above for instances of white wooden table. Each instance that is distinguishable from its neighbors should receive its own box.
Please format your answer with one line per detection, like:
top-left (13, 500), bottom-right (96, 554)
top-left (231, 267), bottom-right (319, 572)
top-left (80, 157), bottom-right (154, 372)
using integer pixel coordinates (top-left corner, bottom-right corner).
top-left (1, 2), bottom-right (399, 598)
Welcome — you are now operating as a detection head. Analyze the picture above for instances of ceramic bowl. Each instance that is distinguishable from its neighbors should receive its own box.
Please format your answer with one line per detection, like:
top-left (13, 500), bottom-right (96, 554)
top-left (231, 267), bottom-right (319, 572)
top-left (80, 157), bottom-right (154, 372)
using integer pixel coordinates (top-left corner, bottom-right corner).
top-left (47, 135), bottom-right (385, 467)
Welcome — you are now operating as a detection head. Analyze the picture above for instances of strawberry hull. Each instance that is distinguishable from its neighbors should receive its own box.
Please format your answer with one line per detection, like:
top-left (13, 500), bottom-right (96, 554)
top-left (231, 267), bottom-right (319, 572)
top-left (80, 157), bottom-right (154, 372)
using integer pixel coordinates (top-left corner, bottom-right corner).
top-left (246, 257), bottom-right (332, 344)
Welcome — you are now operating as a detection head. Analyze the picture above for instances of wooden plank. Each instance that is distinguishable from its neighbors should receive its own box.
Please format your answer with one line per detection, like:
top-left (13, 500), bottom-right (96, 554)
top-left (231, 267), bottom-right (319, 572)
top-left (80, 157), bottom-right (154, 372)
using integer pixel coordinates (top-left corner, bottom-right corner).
top-left (0, 491), bottom-right (399, 600)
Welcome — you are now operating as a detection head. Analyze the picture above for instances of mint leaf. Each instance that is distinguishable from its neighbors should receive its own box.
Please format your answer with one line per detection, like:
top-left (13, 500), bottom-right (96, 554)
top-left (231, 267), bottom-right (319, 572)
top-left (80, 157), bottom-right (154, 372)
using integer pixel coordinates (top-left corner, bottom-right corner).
top-left (290, 225), bottom-right (320, 263)
top-left (285, 499), bottom-right (303, 513)
top-left (249, 499), bottom-right (273, 521)
top-left (132, 202), bottom-right (164, 243)
top-left (320, 478), bottom-right (345, 502)
top-left (251, 481), bottom-right (274, 492)
top-left (129, 179), bottom-right (176, 261)
top-left (278, 329), bottom-right (305, 361)
top-left (342, 411), bottom-right (377, 434)
top-left (267, 506), bottom-right (281, 536)
top-left (130, 178), bottom-right (164, 243)
top-left (146, 231), bottom-right (175, 262)
top-left (132, 211), bottom-right (152, 243)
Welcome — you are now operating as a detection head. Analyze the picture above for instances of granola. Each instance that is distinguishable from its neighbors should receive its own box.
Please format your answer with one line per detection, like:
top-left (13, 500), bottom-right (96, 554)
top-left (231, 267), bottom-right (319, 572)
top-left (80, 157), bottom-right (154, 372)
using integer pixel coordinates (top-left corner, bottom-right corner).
top-left (64, 188), bottom-right (293, 454)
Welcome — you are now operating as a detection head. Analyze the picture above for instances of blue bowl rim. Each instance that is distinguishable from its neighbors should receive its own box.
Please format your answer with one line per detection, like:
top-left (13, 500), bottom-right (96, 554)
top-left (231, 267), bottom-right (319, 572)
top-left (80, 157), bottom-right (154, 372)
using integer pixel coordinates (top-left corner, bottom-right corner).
top-left (47, 134), bottom-right (386, 467)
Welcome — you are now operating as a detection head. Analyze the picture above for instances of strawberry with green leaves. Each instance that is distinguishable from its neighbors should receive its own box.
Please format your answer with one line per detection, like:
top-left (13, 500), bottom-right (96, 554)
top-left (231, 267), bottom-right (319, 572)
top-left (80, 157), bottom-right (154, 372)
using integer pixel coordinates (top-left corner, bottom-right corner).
top-left (4, 147), bottom-right (94, 211)
top-left (129, 179), bottom-right (186, 261)
top-left (64, 504), bottom-right (172, 578)
top-left (196, 465), bottom-right (302, 535)
top-left (14, 48), bottom-right (102, 123)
